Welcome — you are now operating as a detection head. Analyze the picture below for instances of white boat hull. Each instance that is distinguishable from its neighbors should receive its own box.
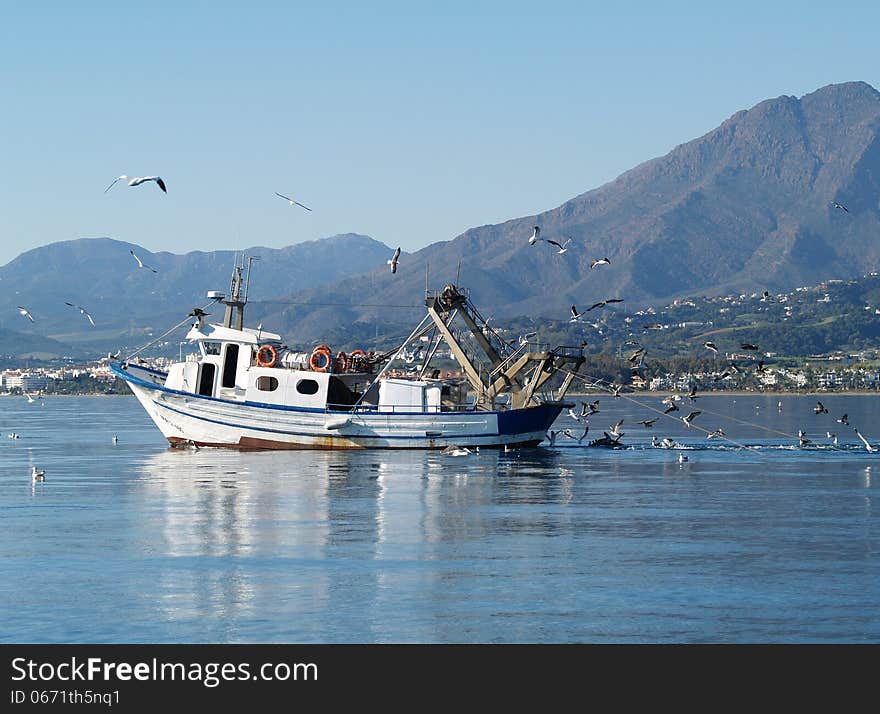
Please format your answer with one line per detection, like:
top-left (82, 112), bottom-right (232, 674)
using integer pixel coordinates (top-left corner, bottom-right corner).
top-left (116, 363), bottom-right (563, 450)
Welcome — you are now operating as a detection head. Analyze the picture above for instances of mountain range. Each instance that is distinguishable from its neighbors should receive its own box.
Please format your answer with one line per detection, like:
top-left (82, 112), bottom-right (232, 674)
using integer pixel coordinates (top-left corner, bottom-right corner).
top-left (3, 81), bottom-right (880, 357)
top-left (0, 234), bottom-right (392, 357)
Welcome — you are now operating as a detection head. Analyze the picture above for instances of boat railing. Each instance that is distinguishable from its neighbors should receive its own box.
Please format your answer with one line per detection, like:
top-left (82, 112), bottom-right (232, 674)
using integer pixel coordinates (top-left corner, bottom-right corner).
top-left (328, 402), bottom-right (482, 414)
top-left (489, 341), bottom-right (582, 379)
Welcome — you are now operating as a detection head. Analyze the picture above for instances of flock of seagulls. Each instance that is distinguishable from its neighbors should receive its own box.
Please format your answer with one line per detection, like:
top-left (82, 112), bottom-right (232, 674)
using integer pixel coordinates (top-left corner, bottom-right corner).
top-left (522, 198), bottom-right (876, 452)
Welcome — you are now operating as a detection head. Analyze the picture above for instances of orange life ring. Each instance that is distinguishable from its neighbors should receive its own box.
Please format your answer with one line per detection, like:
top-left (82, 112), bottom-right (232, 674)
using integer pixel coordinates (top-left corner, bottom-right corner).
top-left (335, 351), bottom-right (348, 373)
top-left (309, 345), bottom-right (332, 372)
top-left (256, 344), bottom-right (278, 367)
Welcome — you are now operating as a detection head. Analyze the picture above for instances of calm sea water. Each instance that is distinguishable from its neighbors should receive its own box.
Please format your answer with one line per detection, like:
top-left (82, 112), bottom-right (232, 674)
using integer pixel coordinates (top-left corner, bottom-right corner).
top-left (1, 393), bottom-right (878, 643)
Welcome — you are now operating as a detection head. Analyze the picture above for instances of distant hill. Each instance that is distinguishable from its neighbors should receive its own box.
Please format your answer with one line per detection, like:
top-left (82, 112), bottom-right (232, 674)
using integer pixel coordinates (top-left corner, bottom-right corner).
top-left (0, 234), bottom-right (393, 356)
top-left (271, 81), bottom-right (880, 341)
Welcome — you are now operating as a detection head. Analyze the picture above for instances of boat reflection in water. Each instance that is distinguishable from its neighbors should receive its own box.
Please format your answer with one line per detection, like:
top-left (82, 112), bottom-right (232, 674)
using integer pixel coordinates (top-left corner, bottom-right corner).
top-left (131, 447), bottom-right (571, 641)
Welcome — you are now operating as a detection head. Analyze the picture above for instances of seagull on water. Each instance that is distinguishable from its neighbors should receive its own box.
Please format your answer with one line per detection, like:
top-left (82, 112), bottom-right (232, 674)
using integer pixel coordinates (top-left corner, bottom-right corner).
top-left (388, 247), bottom-right (401, 274)
top-left (65, 302), bottom-right (95, 327)
top-left (105, 175), bottom-right (167, 193)
top-left (831, 200), bottom-right (849, 213)
top-left (24, 392), bottom-right (36, 404)
top-left (528, 226), bottom-right (542, 245)
top-left (130, 250), bottom-right (158, 273)
top-left (546, 237), bottom-right (572, 254)
top-left (16, 306), bottom-right (35, 323)
top-left (442, 445), bottom-right (472, 456)
top-left (586, 298), bottom-right (624, 311)
top-left (274, 192), bottom-right (312, 211)
top-left (31, 466), bottom-right (45, 482)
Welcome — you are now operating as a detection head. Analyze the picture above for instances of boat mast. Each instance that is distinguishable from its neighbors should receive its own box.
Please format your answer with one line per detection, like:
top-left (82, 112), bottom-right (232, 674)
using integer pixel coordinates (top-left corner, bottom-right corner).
top-left (222, 257), bottom-right (247, 330)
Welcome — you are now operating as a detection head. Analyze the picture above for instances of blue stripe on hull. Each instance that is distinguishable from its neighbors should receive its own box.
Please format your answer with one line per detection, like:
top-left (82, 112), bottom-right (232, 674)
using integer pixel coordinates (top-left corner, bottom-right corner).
top-left (497, 403), bottom-right (564, 435)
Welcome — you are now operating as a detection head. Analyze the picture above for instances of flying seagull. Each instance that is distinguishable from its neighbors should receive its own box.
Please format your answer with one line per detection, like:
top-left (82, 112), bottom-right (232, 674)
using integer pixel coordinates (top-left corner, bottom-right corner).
top-left (837, 414), bottom-right (849, 426)
top-left (687, 386), bottom-right (698, 402)
top-left (586, 298), bottom-right (624, 312)
top-left (609, 419), bottom-right (624, 437)
top-left (590, 257), bottom-right (611, 269)
top-left (546, 237), bottom-right (571, 254)
top-left (740, 342), bottom-right (759, 351)
top-left (105, 175), bottom-right (167, 193)
top-left (274, 192), bottom-right (312, 211)
top-left (642, 323), bottom-right (663, 330)
top-left (704, 341), bottom-right (718, 354)
top-left (814, 401), bottom-right (829, 415)
top-left (65, 302), bottom-right (95, 327)
top-left (707, 428), bottom-right (725, 439)
top-left (564, 426), bottom-right (590, 443)
top-left (16, 306), bottom-right (35, 323)
top-left (130, 250), bottom-right (157, 273)
top-left (682, 410), bottom-right (702, 427)
top-left (628, 347), bottom-right (646, 364)
top-left (638, 418), bottom-right (658, 428)
top-left (854, 428), bottom-right (877, 453)
top-left (388, 247), bottom-right (401, 274)
top-left (528, 226), bottom-right (542, 245)
top-left (831, 200), bottom-right (849, 213)
top-left (570, 305), bottom-right (587, 323)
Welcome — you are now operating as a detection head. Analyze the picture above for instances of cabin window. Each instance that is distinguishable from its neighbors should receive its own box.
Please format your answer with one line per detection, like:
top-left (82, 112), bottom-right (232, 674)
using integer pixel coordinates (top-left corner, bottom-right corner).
top-left (257, 376), bottom-right (279, 392)
top-left (222, 344), bottom-right (239, 388)
top-left (296, 379), bottom-right (320, 395)
top-left (203, 341), bottom-right (221, 356)
top-left (198, 363), bottom-right (216, 396)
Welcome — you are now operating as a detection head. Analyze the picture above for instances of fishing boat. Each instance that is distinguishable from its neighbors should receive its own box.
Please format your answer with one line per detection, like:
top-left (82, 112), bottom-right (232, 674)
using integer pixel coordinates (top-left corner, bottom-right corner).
top-left (112, 258), bottom-right (584, 449)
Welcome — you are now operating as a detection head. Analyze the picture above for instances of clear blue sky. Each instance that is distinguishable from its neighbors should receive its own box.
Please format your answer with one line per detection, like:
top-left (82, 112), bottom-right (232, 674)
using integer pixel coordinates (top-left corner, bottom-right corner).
top-left (0, 0), bottom-right (877, 265)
